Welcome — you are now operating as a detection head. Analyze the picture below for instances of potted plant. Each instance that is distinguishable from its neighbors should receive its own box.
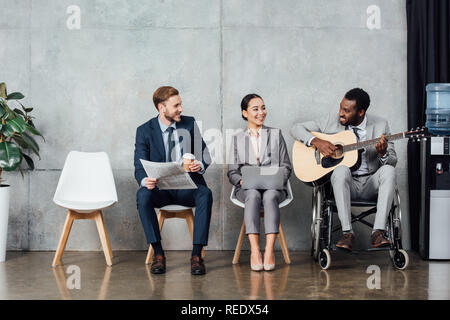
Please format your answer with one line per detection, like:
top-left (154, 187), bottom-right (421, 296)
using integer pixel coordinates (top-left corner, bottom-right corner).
top-left (0, 82), bottom-right (43, 262)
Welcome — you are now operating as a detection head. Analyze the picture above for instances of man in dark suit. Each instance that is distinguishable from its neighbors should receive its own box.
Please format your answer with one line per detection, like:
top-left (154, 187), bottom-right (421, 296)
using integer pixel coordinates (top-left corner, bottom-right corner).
top-left (134, 86), bottom-right (212, 275)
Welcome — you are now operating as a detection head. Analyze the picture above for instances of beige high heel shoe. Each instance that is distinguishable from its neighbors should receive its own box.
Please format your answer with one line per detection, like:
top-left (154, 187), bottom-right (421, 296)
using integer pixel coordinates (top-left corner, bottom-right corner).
top-left (263, 252), bottom-right (275, 271)
top-left (250, 252), bottom-right (263, 271)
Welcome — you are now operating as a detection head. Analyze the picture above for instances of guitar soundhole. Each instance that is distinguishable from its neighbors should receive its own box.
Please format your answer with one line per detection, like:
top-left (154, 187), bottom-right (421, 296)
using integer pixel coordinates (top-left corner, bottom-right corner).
top-left (321, 143), bottom-right (344, 168)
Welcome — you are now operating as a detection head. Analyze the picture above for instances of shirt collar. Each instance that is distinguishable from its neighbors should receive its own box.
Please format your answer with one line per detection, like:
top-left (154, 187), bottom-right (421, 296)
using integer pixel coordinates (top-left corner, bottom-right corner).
top-left (349, 115), bottom-right (367, 131)
top-left (158, 115), bottom-right (176, 133)
top-left (247, 127), bottom-right (262, 137)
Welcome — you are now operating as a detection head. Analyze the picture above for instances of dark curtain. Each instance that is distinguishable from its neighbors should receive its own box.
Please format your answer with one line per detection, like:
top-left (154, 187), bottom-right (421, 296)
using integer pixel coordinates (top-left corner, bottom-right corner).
top-left (406, 0), bottom-right (450, 250)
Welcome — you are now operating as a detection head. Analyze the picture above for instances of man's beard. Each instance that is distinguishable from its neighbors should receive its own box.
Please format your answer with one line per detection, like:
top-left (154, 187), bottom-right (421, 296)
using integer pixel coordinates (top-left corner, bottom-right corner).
top-left (165, 112), bottom-right (181, 122)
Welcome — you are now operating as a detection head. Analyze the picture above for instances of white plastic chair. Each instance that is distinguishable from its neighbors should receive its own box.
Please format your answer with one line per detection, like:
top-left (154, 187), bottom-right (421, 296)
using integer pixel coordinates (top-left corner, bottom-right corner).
top-left (144, 204), bottom-right (204, 264)
top-left (230, 180), bottom-right (293, 264)
top-left (52, 151), bottom-right (118, 267)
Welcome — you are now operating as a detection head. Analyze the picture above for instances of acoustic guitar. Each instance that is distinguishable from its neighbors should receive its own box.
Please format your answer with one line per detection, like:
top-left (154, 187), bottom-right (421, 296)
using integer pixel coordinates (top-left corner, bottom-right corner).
top-left (292, 127), bottom-right (427, 186)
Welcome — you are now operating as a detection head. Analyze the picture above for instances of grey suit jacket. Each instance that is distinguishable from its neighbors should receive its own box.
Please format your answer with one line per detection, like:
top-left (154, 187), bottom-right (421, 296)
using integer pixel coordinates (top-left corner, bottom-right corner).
top-left (290, 113), bottom-right (397, 174)
top-left (227, 125), bottom-right (292, 192)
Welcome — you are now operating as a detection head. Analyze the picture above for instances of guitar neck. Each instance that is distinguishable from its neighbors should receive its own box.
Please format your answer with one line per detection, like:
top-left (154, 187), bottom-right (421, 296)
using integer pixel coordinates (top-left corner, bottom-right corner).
top-left (343, 132), bottom-right (405, 152)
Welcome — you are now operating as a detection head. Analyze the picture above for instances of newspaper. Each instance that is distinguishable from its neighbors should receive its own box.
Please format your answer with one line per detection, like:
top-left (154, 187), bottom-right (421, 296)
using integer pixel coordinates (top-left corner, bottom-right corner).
top-left (139, 159), bottom-right (197, 190)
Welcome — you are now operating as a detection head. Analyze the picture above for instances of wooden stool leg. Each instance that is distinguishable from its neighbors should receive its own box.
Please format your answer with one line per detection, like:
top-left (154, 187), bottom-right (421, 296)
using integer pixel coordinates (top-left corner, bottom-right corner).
top-left (185, 209), bottom-right (205, 257)
top-left (278, 223), bottom-right (291, 264)
top-left (94, 211), bottom-right (113, 266)
top-left (232, 220), bottom-right (246, 264)
top-left (52, 210), bottom-right (75, 267)
top-left (145, 211), bottom-right (165, 265)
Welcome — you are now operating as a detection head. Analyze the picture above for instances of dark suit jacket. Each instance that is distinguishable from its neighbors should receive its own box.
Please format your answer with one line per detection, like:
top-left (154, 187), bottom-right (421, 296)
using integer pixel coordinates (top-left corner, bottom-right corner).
top-left (134, 115), bottom-right (211, 187)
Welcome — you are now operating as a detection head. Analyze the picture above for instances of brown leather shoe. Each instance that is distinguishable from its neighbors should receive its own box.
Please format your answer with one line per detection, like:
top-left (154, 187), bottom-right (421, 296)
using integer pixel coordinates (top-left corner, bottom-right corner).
top-left (336, 233), bottom-right (355, 252)
top-left (371, 230), bottom-right (391, 248)
top-left (151, 254), bottom-right (166, 274)
top-left (191, 256), bottom-right (206, 275)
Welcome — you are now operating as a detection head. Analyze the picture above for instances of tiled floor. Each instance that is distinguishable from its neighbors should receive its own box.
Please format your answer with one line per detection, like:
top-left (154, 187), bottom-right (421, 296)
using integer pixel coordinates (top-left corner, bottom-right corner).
top-left (0, 250), bottom-right (448, 300)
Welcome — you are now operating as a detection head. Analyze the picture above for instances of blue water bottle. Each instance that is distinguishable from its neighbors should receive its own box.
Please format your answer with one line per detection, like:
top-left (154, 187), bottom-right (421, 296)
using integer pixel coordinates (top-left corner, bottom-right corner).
top-left (425, 83), bottom-right (450, 135)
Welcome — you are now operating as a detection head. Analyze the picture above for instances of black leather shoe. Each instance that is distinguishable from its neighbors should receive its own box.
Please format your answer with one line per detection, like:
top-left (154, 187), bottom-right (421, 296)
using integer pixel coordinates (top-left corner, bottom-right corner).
top-left (191, 256), bottom-right (206, 275)
top-left (151, 254), bottom-right (166, 274)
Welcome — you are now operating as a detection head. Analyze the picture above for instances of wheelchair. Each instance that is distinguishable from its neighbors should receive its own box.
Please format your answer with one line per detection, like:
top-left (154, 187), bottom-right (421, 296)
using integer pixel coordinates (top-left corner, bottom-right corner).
top-left (310, 181), bottom-right (409, 270)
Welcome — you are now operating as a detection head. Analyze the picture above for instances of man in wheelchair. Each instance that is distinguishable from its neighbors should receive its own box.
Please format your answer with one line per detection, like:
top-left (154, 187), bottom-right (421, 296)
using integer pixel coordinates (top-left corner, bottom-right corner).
top-left (291, 88), bottom-right (397, 252)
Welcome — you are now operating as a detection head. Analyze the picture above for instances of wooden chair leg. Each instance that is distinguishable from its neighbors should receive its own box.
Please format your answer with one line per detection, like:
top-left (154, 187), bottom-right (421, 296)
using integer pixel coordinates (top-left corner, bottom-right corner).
top-left (278, 223), bottom-right (291, 264)
top-left (94, 211), bottom-right (113, 267)
top-left (232, 220), bottom-right (246, 264)
top-left (185, 209), bottom-right (205, 258)
top-left (145, 211), bottom-right (165, 265)
top-left (52, 210), bottom-right (75, 267)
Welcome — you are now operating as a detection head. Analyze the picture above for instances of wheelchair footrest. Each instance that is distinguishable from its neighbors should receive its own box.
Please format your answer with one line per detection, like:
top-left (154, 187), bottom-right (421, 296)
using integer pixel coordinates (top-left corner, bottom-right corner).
top-left (366, 247), bottom-right (391, 252)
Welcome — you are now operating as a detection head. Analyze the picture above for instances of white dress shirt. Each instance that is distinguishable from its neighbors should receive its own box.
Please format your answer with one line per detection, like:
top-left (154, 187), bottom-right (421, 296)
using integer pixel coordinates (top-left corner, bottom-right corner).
top-left (140, 115), bottom-right (205, 187)
top-left (248, 127), bottom-right (262, 165)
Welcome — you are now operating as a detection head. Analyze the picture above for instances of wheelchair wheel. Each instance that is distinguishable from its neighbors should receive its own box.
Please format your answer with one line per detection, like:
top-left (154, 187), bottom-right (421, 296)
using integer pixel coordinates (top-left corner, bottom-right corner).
top-left (391, 249), bottom-right (409, 270)
top-left (319, 249), bottom-right (331, 270)
top-left (311, 219), bottom-right (320, 261)
top-left (311, 187), bottom-right (322, 261)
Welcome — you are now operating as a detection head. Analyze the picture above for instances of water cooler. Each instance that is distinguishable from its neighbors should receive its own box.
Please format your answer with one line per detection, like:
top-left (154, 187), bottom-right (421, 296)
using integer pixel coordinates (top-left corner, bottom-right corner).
top-left (419, 83), bottom-right (450, 260)
top-left (419, 137), bottom-right (450, 259)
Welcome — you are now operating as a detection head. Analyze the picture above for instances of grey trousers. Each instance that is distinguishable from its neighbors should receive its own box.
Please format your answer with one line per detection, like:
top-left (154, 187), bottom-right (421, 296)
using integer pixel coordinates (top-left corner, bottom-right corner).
top-left (330, 165), bottom-right (396, 231)
top-left (235, 188), bottom-right (287, 234)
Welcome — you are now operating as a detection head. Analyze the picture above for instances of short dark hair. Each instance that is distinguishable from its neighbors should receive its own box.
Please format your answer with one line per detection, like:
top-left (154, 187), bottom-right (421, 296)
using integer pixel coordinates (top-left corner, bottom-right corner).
top-left (240, 93), bottom-right (262, 121)
top-left (344, 88), bottom-right (370, 112)
top-left (153, 86), bottom-right (179, 110)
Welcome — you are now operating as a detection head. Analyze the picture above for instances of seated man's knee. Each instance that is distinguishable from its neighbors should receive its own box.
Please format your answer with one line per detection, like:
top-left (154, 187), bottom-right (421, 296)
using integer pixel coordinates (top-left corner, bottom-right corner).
top-left (378, 165), bottom-right (396, 184)
top-left (197, 185), bottom-right (213, 201)
top-left (331, 165), bottom-right (351, 184)
top-left (137, 187), bottom-right (154, 207)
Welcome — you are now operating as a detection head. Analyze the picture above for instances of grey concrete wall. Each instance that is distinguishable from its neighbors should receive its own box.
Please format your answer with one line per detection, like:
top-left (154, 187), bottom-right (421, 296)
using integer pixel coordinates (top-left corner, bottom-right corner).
top-left (1, 0), bottom-right (409, 252)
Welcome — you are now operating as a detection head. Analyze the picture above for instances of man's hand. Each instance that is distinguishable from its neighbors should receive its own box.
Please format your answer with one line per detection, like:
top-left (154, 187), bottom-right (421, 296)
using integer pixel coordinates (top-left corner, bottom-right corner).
top-left (144, 177), bottom-right (158, 190)
top-left (311, 137), bottom-right (337, 157)
top-left (375, 134), bottom-right (388, 157)
top-left (189, 160), bottom-right (202, 173)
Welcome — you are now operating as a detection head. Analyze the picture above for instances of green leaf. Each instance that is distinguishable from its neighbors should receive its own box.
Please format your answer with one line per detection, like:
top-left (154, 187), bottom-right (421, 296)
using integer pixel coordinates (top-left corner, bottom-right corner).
top-left (20, 102), bottom-right (33, 113)
top-left (7, 117), bottom-right (27, 133)
top-left (13, 108), bottom-right (25, 116)
top-left (12, 135), bottom-right (28, 149)
top-left (2, 103), bottom-right (16, 120)
top-left (0, 141), bottom-right (22, 171)
top-left (22, 153), bottom-right (35, 170)
top-left (25, 123), bottom-right (44, 140)
top-left (21, 132), bottom-right (40, 158)
top-left (1, 125), bottom-right (14, 138)
top-left (6, 92), bottom-right (24, 100)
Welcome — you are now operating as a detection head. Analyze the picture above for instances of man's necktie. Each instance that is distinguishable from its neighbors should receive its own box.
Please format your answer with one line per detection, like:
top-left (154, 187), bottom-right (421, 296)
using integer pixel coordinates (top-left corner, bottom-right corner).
top-left (167, 127), bottom-right (175, 162)
top-left (352, 127), bottom-right (360, 141)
